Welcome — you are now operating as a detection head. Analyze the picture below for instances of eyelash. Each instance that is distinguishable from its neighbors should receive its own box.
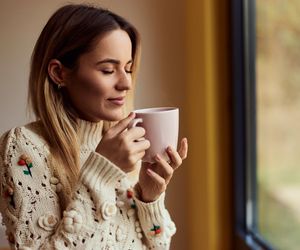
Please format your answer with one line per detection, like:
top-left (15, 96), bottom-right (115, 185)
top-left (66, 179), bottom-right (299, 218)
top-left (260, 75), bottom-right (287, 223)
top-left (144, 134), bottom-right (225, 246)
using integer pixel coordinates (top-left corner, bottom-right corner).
top-left (102, 70), bottom-right (114, 75)
top-left (101, 70), bottom-right (133, 75)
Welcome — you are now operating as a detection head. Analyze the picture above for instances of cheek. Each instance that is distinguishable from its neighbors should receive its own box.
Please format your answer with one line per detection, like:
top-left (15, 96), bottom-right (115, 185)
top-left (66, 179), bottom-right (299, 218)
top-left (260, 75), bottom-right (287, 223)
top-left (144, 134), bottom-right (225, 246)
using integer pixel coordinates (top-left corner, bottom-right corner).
top-left (71, 73), bottom-right (108, 99)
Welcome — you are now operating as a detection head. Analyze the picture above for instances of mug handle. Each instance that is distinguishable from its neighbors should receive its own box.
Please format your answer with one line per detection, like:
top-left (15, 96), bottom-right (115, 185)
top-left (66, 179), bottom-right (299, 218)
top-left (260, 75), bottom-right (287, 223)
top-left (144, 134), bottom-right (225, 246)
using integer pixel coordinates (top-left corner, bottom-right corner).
top-left (128, 118), bottom-right (143, 129)
top-left (128, 118), bottom-right (144, 142)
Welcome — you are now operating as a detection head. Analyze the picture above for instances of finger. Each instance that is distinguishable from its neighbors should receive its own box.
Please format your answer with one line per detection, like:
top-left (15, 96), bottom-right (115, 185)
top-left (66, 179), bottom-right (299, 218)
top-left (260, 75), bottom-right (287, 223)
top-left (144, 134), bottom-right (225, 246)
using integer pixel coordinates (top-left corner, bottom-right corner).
top-left (136, 151), bottom-right (146, 160)
top-left (178, 138), bottom-right (188, 160)
top-left (108, 112), bottom-right (136, 137)
top-left (154, 154), bottom-right (174, 184)
top-left (132, 139), bottom-right (151, 153)
top-left (126, 126), bottom-right (146, 141)
top-left (129, 151), bottom-right (145, 167)
top-left (166, 146), bottom-right (182, 169)
top-left (146, 168), bottom-right (166, 188)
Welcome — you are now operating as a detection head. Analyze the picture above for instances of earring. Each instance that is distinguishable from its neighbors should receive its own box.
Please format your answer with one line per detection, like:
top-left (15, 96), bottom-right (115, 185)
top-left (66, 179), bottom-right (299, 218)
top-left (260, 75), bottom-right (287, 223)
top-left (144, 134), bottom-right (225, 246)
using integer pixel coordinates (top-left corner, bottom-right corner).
top-left (57, 83), bottom-right (62, 89)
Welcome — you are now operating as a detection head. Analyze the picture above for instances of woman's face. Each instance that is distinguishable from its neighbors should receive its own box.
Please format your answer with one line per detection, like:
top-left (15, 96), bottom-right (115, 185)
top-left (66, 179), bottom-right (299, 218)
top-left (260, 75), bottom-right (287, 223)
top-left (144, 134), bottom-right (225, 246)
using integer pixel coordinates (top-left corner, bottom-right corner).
top-left (65, 29), bottom-right (133, 122)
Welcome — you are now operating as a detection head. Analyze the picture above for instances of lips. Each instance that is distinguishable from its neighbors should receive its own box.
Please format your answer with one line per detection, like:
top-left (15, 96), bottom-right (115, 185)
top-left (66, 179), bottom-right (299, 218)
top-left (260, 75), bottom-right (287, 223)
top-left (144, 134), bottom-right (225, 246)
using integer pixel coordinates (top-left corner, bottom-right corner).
top-left (108, 96), bottom-right (125, 105)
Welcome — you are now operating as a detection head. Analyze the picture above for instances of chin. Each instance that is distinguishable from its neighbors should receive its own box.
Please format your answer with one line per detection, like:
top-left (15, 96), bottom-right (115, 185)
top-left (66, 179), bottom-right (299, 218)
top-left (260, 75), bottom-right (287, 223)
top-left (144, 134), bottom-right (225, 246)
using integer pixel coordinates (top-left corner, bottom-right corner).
top-left (99, 112), bottom-right (124, 122)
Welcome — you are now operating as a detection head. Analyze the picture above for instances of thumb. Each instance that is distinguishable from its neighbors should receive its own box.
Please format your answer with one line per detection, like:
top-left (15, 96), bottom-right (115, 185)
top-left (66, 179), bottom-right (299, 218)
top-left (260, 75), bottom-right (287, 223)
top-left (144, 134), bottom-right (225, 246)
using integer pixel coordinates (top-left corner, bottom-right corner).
top-left (109, 112), bottom-right (136, 136)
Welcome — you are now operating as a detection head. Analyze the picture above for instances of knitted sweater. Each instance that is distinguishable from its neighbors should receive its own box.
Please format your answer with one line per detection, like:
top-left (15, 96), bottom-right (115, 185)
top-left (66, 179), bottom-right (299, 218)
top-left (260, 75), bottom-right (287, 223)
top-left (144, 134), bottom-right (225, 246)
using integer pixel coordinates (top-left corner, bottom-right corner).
top-left (0, 120), bottom-right (176, 250)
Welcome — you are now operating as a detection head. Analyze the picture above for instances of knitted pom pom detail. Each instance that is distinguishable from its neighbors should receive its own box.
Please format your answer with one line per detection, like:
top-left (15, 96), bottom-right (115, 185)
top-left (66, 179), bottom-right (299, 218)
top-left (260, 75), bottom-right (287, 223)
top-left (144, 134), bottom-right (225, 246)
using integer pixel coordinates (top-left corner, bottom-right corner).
top-left (63, 210), bottom-right (83, 233)
top-left (50, 177), bottom-right (62, 192)
top-left (101, 201), bottom-right (117, 220)
top-left (38, 214), bottom-right (58, 231)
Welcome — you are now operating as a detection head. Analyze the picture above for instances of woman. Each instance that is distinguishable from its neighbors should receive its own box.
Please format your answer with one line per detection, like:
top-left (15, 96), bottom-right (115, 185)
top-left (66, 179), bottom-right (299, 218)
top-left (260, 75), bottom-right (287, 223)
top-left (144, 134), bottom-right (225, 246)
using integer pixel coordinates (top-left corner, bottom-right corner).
top-left (0, 4), bottom-right (188, 250)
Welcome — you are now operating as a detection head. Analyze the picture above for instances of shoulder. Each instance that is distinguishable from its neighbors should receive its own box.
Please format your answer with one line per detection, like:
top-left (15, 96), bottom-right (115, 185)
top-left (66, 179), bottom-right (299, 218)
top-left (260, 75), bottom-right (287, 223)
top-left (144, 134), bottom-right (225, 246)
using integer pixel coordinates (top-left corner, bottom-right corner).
top-left (0, 121), bottom-right (49, 164)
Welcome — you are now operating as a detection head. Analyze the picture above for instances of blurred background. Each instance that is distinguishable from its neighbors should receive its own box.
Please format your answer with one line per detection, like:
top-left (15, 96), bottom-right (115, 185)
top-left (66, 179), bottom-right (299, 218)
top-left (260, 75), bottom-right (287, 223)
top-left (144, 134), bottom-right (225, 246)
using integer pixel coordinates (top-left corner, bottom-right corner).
top-left (256, 0), bottom-right (300, 249)
top-left (0, 0), bottom-right (232, 250)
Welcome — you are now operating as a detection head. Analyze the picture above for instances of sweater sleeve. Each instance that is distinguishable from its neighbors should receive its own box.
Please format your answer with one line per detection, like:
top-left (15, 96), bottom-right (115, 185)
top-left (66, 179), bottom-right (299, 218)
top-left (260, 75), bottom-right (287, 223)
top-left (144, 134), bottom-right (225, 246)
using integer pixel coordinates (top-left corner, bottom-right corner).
top-left (0, 127), bottom-right (126, 250)
top-left (133, 192), bottom-right (176, 250)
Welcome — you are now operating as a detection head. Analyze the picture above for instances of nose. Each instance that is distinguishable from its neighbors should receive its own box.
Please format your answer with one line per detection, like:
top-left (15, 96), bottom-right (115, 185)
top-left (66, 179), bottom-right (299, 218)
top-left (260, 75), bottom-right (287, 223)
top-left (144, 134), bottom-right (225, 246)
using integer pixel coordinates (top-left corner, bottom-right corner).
top-left (115, 71), bottom-right (132, 91)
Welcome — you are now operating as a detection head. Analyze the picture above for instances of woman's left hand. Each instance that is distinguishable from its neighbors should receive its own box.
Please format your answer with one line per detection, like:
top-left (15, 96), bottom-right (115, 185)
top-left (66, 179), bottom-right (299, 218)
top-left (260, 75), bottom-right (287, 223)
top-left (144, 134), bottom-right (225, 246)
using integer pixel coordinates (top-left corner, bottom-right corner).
top-left (137, 138), bottom-right (188, 202)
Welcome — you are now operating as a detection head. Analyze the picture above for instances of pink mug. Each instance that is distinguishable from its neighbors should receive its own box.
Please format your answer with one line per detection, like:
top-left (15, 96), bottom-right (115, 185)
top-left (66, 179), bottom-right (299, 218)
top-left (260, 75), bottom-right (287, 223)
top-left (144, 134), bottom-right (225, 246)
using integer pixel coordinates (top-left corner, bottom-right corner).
top-left (129, 107), bottom-right (179, 163)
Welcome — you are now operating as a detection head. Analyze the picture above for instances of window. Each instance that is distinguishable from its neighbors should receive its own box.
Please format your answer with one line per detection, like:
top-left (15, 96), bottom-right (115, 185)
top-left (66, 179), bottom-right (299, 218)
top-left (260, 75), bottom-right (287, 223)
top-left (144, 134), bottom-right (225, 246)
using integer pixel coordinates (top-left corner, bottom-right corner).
top-left (233, 0), bottom-right (300, 249)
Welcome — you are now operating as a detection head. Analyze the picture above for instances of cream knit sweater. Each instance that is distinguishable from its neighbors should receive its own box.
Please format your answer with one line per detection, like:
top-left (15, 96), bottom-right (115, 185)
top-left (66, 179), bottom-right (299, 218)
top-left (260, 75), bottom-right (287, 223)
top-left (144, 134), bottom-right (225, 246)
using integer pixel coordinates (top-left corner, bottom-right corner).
top-left (0, 119), bottom-right (176, 250)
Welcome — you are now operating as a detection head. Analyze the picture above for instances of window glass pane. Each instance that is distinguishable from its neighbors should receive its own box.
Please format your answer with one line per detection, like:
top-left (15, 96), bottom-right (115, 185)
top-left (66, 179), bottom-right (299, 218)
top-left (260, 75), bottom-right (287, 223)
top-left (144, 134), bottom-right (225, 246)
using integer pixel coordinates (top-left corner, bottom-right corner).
top-left (256, 0), bottom-right (300, 249)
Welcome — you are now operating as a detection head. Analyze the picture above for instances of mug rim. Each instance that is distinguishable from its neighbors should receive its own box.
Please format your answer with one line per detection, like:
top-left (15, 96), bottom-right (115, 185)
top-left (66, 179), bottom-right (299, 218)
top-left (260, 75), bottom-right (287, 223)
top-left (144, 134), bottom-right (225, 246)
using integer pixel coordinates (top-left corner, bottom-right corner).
top-left (133, 107), bottom-right (178, 114)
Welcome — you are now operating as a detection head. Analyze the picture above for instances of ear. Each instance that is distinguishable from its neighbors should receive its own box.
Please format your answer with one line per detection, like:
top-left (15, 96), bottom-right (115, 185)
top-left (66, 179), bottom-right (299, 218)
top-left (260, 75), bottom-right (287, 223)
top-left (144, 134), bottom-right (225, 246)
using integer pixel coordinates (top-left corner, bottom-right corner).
top-left (48, 59), bottom-right (68, 87)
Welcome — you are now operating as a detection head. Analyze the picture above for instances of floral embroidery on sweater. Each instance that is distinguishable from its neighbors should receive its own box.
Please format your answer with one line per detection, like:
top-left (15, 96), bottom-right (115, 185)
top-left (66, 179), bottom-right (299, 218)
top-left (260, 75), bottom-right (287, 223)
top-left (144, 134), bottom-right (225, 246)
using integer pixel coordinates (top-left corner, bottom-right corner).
top-left (149, 224), bottom-right (162, 236)
top-left (18, 154), bottom-right (33, 177)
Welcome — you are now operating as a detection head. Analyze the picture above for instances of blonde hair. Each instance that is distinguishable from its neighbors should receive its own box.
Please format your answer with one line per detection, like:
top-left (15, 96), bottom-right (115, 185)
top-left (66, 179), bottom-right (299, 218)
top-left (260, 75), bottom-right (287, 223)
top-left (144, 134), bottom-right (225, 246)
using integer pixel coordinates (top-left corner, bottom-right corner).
top-left (28, 4), bottom-right (141, 199)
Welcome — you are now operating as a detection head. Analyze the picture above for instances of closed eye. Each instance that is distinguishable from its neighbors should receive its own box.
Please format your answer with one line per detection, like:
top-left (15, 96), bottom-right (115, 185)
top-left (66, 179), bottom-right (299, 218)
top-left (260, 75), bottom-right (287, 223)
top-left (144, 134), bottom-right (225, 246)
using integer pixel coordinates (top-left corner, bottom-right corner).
top-left (102, 70), bottom-right (114, 74)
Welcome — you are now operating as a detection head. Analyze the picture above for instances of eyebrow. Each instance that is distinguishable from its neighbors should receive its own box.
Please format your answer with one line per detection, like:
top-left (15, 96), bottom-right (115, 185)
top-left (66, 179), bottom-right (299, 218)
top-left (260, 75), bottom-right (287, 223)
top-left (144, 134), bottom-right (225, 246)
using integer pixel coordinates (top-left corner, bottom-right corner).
top-left (96, 58), bottom-right (133, 65)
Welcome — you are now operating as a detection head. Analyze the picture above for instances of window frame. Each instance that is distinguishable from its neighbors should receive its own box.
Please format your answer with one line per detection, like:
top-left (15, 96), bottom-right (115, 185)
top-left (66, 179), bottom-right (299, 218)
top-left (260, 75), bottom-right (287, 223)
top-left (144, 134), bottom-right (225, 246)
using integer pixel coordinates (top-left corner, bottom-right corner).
top-left (232, 0), bottom-right (274, 249)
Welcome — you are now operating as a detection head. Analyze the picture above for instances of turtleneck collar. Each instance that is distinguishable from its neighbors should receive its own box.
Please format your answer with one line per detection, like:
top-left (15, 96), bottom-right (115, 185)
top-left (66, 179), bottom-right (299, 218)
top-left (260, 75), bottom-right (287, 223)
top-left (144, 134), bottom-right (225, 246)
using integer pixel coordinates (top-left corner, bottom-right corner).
top-left (77, 119), bottom-right (103, 150)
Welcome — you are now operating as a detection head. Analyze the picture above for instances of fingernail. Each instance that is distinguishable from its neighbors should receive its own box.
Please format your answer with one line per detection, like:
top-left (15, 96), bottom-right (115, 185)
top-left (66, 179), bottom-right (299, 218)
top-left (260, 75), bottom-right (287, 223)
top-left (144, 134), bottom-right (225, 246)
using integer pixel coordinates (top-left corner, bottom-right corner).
top-left (147, 168), bottom-right (153, 175)
top-left (155, 154), bottom-right (160, 161)
top-left (167, 147), bottom-right (172, 152)
top-left (128, 112), bottom-right (136, 119)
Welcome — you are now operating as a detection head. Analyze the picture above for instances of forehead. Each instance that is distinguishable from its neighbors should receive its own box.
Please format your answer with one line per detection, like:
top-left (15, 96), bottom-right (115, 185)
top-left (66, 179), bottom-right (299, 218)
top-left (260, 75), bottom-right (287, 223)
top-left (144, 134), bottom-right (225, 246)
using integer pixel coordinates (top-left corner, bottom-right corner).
top-left (84, 29), bottom-right (133, 63)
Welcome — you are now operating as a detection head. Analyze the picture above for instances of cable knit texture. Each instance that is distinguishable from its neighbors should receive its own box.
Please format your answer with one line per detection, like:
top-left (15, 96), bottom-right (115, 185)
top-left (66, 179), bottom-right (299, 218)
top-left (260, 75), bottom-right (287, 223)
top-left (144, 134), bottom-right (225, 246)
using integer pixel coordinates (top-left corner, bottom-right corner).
top-left (0, 120), bottom-right (176, 249)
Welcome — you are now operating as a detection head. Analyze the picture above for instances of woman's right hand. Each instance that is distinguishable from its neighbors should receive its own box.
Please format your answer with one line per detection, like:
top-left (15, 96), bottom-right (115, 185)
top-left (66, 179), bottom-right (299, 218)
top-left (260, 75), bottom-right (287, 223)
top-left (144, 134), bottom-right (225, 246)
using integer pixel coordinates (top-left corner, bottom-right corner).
top-left (95, 113), bottom-right (150, 173)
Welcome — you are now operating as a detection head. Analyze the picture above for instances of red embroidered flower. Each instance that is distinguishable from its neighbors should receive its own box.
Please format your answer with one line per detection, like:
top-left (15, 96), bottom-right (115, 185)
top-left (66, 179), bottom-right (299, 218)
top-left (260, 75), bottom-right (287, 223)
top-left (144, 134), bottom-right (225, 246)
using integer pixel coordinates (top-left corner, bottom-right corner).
top-left (149, 224), bottom-right (162, 236)
top-left (18, 154), bottom-right (33, 177)
top-left (127, 189), bottom-right (134, 199)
